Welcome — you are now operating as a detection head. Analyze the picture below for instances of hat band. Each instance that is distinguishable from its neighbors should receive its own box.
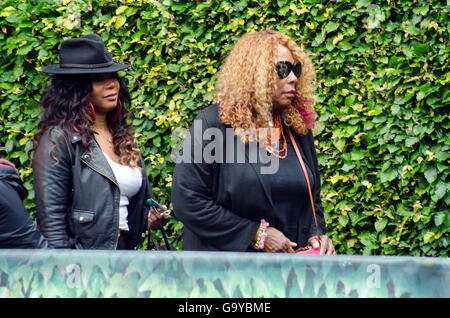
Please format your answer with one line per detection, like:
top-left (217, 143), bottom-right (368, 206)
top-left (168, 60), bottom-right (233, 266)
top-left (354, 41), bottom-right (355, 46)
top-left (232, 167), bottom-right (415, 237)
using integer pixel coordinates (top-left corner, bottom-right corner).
top-left (60, 60), bottom-right (114, 69)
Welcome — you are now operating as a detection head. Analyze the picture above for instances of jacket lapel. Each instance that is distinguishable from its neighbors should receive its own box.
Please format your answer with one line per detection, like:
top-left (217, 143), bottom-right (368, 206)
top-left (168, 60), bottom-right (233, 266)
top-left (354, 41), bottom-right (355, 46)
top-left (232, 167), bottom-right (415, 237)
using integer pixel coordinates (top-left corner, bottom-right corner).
top-left (71, 133), bottom-right (118, 185)
top-left (244, 142), bottom-right (275, 218)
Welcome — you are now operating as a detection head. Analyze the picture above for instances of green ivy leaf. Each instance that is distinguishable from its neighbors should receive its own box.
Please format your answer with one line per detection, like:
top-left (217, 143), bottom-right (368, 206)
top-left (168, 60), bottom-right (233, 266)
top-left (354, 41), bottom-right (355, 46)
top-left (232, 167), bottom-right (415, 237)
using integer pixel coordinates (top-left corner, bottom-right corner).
top-left (350, 149), bottom-right (366, 161)
top-left (116, 6), bottom-right (128, 15)
top-left (434, 213), bottom-right (445, 227)
top-left (375, 218), bottom-right (388, 232)
top-left (380, 168), bottom-right (398, 183)
top-left (424, 167), bottom-right (437, 184)
top-left (338, 215), bottom-right (349, 227)
top-left (405, 137), bottom-right (420, 147)
top-left (325, 21), bottom-right (338, 33)
top-left (423, 231), bottom-right (434, 244)
top-left (359, 231), bottom-right (377, 248)
top-left (431, 183), bottom-right (446, 202)
top-left (115, 16), bottom-right (126, 29)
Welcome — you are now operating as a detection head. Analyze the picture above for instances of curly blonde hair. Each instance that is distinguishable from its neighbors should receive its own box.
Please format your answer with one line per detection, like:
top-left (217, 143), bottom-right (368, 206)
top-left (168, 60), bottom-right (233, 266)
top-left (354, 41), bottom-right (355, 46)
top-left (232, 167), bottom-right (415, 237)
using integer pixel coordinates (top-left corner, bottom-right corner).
top-left (217, 30), bottom-right (317, 141)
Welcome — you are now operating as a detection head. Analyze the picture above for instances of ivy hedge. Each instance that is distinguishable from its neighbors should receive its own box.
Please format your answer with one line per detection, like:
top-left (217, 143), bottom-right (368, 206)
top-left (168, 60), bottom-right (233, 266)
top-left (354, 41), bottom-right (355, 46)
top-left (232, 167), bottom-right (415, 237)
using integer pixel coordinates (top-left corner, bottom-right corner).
top-left (0, 0), bottom-right (448, 256)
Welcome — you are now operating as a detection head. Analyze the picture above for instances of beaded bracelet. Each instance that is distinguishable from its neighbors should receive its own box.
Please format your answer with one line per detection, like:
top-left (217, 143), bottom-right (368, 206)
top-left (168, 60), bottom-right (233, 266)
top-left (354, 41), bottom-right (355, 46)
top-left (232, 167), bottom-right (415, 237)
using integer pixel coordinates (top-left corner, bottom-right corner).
top-left (253, 223), bottom-right (263, 249)
top-left (253, 219), bottom-right (269, 250)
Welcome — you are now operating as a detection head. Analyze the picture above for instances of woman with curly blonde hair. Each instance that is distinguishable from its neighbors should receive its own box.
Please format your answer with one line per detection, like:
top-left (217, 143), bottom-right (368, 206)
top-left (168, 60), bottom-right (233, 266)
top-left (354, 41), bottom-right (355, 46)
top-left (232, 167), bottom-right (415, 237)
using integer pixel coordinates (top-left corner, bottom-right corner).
top-left (217, 30), bottom-right (316, 141)
top-left (33, 34), bottom-right (169, 249)
top-left (172, 30), bottom-right (334, 254)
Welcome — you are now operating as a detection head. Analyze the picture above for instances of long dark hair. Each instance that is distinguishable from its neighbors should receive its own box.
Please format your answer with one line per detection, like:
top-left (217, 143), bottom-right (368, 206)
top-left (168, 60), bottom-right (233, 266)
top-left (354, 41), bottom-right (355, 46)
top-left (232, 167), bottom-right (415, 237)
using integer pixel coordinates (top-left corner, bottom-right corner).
top-left (34, 73), bottom-right (141, 168)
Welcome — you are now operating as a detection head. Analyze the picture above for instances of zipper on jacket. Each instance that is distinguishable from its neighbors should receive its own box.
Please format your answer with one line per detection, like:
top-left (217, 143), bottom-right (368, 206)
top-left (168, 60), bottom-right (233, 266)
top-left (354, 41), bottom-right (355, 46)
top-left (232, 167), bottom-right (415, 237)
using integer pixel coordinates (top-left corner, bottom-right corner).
top-left (81, 159), bottom-right (121, 249)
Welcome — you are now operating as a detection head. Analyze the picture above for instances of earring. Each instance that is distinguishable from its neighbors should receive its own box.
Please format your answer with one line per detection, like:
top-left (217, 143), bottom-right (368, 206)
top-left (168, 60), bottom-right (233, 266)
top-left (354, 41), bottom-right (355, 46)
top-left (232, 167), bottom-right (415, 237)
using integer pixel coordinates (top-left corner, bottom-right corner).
top-left (108, 100), bottom-right (122, 123)
top-left (87, 101), bottom-right (96, 120)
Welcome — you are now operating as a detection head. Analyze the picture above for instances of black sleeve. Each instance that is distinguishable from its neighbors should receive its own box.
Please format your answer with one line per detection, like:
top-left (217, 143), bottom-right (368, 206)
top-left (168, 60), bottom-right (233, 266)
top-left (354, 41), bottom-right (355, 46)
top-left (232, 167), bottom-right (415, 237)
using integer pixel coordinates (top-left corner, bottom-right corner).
top-left (33, 128), bottom-right (74, 248)
top-left (0, 180), bottom-right (48, 249)
top-left (171, 110), bottom-right (260, 251)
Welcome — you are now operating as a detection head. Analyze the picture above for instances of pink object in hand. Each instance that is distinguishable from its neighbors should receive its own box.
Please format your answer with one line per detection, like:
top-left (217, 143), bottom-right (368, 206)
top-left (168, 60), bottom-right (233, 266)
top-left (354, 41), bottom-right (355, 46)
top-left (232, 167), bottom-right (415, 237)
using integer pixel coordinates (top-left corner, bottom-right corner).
top-left (296, 246), bottom-right (321, 255)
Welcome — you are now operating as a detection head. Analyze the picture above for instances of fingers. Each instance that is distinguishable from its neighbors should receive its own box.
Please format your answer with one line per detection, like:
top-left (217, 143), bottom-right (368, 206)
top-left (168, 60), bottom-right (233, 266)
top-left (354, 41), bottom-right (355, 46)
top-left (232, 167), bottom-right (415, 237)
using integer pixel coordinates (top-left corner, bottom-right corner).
top-left (147, 207), bottom-right (171, 230)
top-left (153, 204), bottom-right (171, 216)
top-left (286, 242), bottom-right (297, 253)
top-left (308, 237), bottom-right (320, 249)
top-left (318, 235), bottom-right (335, 255)
top-left (319, 237), bottom-right (326, 255)
top-left (307, 235), bottom-right (336, 255)
top-left (151, 207), bottom-right (171, 220)
top-left (264, 227), bottom-right (296, 253)
top-left (323, 236), bottom-right (336, 255)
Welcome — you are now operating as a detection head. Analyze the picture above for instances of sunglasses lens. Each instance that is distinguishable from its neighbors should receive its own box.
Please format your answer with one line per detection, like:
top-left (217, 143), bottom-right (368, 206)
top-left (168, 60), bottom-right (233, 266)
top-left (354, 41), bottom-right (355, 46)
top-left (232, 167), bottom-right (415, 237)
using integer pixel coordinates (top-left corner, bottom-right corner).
top-left (293, 62), bottom-right (302, 78)
top-left (276, 62), bottom-right (291, 79)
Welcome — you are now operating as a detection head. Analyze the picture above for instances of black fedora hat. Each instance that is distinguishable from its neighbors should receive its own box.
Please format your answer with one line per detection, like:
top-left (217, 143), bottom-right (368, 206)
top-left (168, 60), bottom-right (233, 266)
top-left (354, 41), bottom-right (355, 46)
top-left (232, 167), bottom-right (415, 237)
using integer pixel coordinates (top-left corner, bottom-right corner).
top-left (42, 34), bottom-right (132, 74)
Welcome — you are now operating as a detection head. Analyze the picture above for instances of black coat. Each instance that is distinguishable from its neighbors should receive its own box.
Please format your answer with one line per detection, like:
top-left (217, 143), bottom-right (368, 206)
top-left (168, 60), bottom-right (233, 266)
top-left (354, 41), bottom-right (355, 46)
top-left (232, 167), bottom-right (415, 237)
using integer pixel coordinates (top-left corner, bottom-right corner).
top-left (172, 104), bottom-right (327, 251)
top-left (0, 166), bottom-right (47, 249)
top-left (32, 126), bottom-right (152, 249)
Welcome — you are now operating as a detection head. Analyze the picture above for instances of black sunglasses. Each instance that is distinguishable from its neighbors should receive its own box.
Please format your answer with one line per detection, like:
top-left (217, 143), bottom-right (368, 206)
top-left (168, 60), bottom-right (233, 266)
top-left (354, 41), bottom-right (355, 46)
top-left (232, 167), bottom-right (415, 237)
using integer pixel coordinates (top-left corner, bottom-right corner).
top-left (276, 61), bottom-right (302, 79)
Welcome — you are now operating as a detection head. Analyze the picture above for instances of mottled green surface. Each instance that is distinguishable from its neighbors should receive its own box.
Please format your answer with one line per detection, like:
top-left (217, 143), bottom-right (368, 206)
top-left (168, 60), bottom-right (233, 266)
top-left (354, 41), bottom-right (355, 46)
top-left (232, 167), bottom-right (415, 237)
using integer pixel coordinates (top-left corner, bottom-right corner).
top-left (0, 250), bottom-right (448, 298)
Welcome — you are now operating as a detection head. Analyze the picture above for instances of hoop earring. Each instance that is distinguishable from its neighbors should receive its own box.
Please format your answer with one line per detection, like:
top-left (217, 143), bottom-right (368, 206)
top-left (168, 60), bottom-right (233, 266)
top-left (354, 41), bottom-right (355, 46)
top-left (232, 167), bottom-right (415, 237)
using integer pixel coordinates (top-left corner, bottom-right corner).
top-left (108, 100), bottom-right (122, 123)
top-left (87, 101), bottom-right (96, 120)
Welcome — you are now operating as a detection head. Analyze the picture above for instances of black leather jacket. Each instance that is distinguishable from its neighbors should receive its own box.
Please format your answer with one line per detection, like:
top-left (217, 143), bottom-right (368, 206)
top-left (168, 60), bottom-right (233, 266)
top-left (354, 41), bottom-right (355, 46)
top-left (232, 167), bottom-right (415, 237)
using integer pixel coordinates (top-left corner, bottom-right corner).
top-left (33, 126), bottom-right (152, 249)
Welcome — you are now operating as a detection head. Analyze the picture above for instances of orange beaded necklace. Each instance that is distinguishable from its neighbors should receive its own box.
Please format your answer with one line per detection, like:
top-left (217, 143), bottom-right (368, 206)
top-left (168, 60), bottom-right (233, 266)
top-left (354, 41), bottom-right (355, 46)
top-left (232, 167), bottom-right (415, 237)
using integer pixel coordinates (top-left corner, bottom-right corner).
top-left (265, 113), bottom-right (287, 159)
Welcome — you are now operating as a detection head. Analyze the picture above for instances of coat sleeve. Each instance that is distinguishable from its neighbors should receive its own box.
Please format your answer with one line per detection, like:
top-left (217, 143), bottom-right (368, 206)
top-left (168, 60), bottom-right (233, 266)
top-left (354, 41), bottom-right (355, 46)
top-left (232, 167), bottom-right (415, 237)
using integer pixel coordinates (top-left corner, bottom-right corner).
top-left (307, 130), bottom-right (327, 238)
top-left (33, 128), bottom-right (74, 248)
top-left (0, 177), bottom-right (48, 249)
top-left (171, 110), bottom-right (260, 251)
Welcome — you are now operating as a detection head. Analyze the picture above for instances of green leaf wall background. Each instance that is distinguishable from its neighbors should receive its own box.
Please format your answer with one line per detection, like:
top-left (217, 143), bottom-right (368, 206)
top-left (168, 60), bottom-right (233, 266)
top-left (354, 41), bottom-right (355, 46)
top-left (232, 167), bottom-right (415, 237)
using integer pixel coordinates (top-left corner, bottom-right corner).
top-left (0, 0), bottom-right (448, 256)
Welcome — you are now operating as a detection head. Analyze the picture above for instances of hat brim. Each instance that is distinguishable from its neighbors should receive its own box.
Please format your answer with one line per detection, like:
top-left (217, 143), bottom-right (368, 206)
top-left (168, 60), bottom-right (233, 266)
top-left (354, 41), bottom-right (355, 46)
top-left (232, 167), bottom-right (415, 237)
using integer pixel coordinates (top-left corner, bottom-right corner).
top-left (42, 62), bottom-right (131, 74)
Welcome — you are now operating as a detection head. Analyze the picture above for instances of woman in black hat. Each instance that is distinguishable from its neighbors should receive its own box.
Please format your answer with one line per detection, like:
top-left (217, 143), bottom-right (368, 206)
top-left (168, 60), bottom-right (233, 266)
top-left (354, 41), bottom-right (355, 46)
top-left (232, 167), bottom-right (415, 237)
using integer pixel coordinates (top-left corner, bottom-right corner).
top-left (32, 34), bottom-right (170, 249)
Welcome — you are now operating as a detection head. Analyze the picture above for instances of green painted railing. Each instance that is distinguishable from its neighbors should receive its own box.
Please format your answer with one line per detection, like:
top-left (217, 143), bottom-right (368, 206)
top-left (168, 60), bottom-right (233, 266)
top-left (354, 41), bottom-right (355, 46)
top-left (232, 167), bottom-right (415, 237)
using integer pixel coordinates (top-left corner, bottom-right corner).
top-left (0, 250), bottom-right (448, 298)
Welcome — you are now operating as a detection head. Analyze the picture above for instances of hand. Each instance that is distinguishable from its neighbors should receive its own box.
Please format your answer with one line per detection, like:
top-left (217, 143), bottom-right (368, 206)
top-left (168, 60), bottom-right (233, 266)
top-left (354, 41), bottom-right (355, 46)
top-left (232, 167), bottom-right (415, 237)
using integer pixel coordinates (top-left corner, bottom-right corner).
top-left (307, 235), bottom-right (335, 255)
top-left (263, 227), bottom-right (297, 253)
top-left (147, 206), bottom-right (171, 230)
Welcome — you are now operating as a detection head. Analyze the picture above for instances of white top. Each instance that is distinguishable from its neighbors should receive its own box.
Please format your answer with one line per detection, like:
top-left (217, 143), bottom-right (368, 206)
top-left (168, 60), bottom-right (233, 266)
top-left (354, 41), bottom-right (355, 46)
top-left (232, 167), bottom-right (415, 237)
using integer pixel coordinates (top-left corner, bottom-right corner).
top-left (103, 151), bottom-right (142, 231)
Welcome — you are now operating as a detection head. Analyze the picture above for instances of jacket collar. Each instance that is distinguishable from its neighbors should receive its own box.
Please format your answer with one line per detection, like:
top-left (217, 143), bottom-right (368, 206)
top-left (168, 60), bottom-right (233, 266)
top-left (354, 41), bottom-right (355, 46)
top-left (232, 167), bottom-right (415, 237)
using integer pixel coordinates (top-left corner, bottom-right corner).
top-left (70, 132), bottom-right (118, 185)
top-left (83, 141), bottom-right (118, 185)
top-left (69, 132), bottom-right (82, 144)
